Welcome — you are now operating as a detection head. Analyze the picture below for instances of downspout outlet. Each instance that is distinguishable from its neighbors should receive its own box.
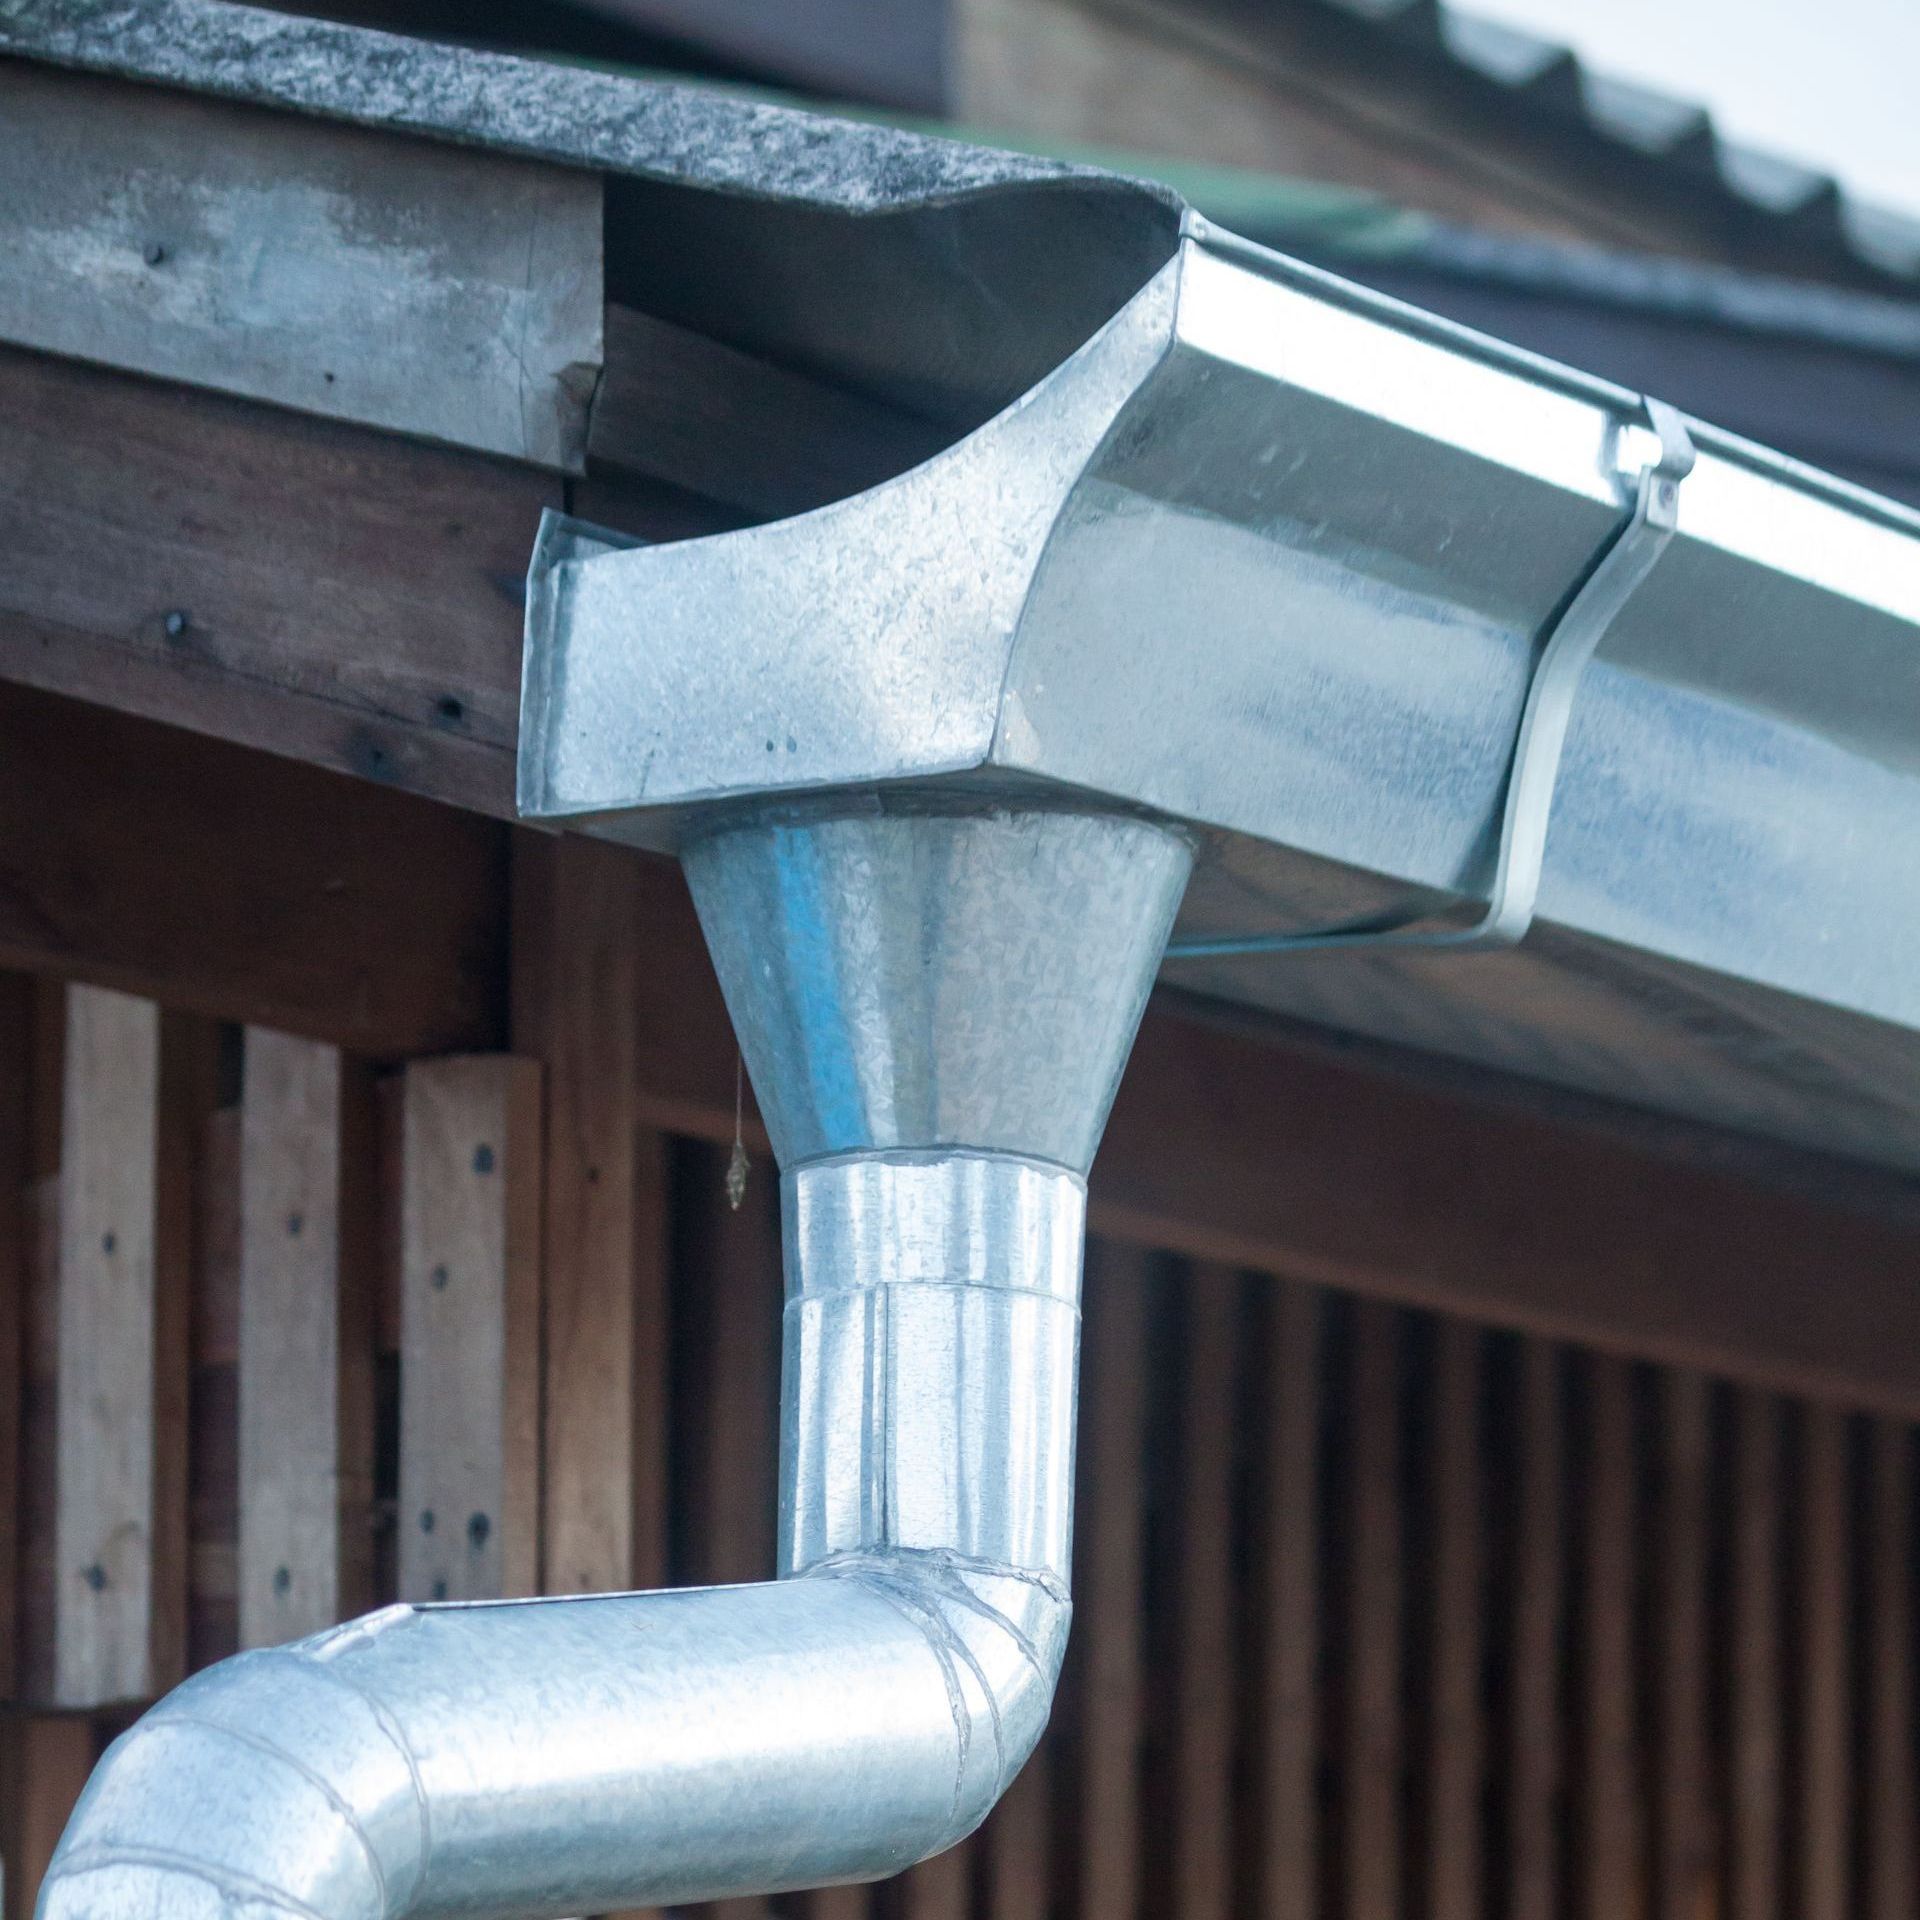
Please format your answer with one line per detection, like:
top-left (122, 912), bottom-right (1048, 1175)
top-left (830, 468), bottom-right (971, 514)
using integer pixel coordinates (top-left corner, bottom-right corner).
top-left (41, 800), bottom-right (1191, 1918)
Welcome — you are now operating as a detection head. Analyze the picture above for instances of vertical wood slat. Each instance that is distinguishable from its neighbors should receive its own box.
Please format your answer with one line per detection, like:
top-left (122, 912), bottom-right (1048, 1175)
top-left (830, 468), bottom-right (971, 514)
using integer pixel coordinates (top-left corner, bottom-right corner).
top-left (1656, 1372), bottom-right (1712, 1920)
top-left (50, 986), bottom-right (205, 1708)
top-left (1428, 1320), bottom-right (1484, 1920)
top-left (1077, 1240), bottom-right (1152, 1920)
top-left (16, 983), bottom-right (61, 1700)
top-left (899, 1845), bottom-right (970, 1920)
top-left (1174, 1263), bottom-right (1239, 1920)
top-left (1868, 1420), bottom-right (1915, 1920)
top-left (692, 1141), bottom-right (781, 1591)
top-left (1729, 1390), bottom-right (1781, 1920)
top-left (985, 1744), bottom-right (1053, 1920)
top-left (237, 1030), bottom-right (375, 1647)
top-left (1259, 1277), bottom-right (1320, 1920)
top-left (399, 1056), bottom-right (542, 1604)
top-left (693, 1138), bottom-right (782, 1920)
top-left (1508, 1340), bottom-right (1565, 1920)
top-left (1347, 1300), bottom-right (1403, 1920)
top-left (1584, 1355), bottom-right (1641, 1920)
top-left (511, 835), bottom-right (672, 1598)
top-left (801, 1885), bottom-right (870, 1920)
top-left (1, 1714), bottom-right (95, 1920)
top-left (188, 1103), bottom-right (241, 1670)
top-left (0, 978), bottom-right (27, 1700)
top-left (1799, 1405), bottom-right (1851, 1920)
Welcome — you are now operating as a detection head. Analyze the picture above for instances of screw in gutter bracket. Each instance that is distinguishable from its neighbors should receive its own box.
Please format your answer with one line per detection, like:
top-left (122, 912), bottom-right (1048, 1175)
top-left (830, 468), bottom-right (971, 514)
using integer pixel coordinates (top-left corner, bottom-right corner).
top-left (1164, 395), bottom-right (1696, 961)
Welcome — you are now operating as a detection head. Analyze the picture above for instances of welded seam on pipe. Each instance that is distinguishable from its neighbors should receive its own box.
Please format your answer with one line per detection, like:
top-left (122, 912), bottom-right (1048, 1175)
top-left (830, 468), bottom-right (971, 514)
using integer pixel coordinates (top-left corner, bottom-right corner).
top-left (136, 1713), bottom-right (394, 1906)
top-left (291, 1642), bottom-right (436, 1898)
top-left (838, 1570), bottom-right (983, 1831)
top-left (48, 1846), bottom-right (334, 1920)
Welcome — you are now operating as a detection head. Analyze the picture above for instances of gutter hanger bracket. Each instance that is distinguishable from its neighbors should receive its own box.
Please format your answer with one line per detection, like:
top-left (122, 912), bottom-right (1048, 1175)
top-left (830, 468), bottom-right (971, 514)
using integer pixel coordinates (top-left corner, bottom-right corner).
top-left (1165, 395), bottom-right (1696, 961)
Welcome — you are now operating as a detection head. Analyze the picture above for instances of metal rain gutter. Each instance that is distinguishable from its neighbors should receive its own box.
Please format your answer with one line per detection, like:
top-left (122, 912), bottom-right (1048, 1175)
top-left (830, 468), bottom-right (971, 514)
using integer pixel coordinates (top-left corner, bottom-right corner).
top-left (38, 209), bottom-right (1920, 1917)
top-left (526, 215), bottom-right (1920, 1177)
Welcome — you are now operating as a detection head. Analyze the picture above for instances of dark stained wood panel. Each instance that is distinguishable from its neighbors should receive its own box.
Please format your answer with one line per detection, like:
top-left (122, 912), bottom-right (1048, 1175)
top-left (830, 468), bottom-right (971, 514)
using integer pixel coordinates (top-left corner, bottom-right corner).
top-left (1654, 1371), bottom-right (1713, 1920)
top-left (1173, 1264), bottom-right (1240, 1920)
top-left (1075, 1239), bottom-right (1152, 1920)
top-left (1258, 1278), bottom-right (1320, 1920)
top-left (1346, 1300), bottom-right (1403, 1920)
top-left (0, 980), bottom-right (26, 1701)
top-left (1428, 1319), bottom-right (1485, 1920)
top-left (1729, 1389), bottom-right (1782, 1920)
top-left (0, 682), bottom-right (507, 1057)
top-left (1508, 1340), bottom-right (1565, 1920)
top-left (1798, 1406), bottom-right (1852, 1920)
top-left (1868, 1420), bottom-right (1916, 1920)
top-left (1582, 1355), bottom-right (1642, 1920)
top-left (0, 341), bottom-right (551, 816)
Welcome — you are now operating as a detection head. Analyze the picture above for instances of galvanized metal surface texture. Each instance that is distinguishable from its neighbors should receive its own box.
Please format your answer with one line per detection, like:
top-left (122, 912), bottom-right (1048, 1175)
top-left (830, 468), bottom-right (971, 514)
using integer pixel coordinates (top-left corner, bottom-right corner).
top-left (40, 807), bottom-right (1193, 1917)
top-left (524, 220), bottom-right (1920, 1175)
top-left (0, 63), bottom-right (602, 470)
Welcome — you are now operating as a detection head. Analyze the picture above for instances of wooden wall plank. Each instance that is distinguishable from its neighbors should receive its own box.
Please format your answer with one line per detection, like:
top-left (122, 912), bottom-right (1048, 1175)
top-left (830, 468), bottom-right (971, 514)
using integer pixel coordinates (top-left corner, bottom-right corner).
top-left (0, 979), bottom-right (27, 1701)
top-left (1, 1714), bottom-right (94, 1920)
top-left (1868, 1421), bottom-right (1916, 1920)
top-left (1428, 1319), bottom-right (1485, 1920)
top-left (188, 1103), bottom-right (240, 1672)
top-left (1174, 1264), bottom-right (1240, 1920)
top-left (1508, 1340), bottom-right (1565, 1920)
top-left (0, 682), bottom-right (507, 1057)
top-left (603, 852), bottom-right (1920, 1421)
top-left (1655, 1372), bottom-right (1713, 1920)
top-left (1728, 1389), bottom-right (1782, 1920)
top-left (1258, 1277), bottom-right (1320, 1920)
top-left (0, 65), bottom-right (601, 470)
top-left (1799, 1406), bottom-right (1852, 1920)
top-left (511, 834), bottom-right (671, 1596)
top-left (1076, 1240), bottom-right (1151, 1920)
top-left (0, 342), bottom-right (553, 817)
top-left (1583, 1356), bottom-right (1642, 1920)
top-left (237, 1030), bottom-right (375, 1647)
top-left (985, 1745), bottom-right (1053, 1920)
top-left (47, 987), bottom-right (206, 1708)
top-left (591, 305), bottom-right (947, 519)
top-left (898, 1844), bottom-right (970, 1920)
top-left (398, 1057), bottom-right (542, 1604)
top-left (1346, 1300), bottom-right (1402, 1920)
top-left (799, 1889), bottom-right (868, 1920)
top-left (679, 1139), bottom-right (782, 1920)
top-left (16, 984), bottom-right (62, 1704)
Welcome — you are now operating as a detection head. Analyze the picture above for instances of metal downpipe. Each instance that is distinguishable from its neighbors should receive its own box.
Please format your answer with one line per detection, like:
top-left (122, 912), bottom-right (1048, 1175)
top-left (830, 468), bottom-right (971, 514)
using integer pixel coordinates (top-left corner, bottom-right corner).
top-left (40, 805), bottom-right (1192, 1920)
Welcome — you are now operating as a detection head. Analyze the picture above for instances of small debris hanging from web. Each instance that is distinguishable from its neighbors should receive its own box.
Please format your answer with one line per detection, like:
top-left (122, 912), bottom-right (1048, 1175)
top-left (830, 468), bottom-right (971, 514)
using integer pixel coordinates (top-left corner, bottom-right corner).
top-left (726, 1052), bottom-right (750, 1211)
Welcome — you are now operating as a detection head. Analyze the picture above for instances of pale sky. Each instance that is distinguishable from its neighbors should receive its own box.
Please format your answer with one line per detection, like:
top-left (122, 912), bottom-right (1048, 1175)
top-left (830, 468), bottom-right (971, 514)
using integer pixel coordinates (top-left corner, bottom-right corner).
top-left (1466, 0), bottom-right (1920, 218)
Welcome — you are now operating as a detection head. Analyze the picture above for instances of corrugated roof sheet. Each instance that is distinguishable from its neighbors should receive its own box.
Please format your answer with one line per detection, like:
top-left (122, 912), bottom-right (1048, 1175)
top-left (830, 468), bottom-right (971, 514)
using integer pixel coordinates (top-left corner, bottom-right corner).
top-left (1310, 0), bottom-right (1920, 280)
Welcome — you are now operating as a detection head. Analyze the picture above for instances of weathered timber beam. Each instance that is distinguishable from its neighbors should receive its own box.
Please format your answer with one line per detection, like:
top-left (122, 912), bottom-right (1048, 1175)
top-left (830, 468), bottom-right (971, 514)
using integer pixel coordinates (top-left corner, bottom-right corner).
top-left (0, 64), bottom-right (602, 471)
top-left (600, 839), bottom-right (1920, 1418)
top-left (0, 341), bottom-right (547, 818)
top-left (590, 304), bottom-right (952, 519)
top-left (0, 683), bottom-right (507, 1057)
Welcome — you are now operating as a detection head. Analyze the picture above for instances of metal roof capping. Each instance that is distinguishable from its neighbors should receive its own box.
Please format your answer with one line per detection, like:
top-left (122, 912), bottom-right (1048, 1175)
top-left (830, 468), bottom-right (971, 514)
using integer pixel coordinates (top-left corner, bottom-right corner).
top-left (7, 0), bottom-right (1920, 1176)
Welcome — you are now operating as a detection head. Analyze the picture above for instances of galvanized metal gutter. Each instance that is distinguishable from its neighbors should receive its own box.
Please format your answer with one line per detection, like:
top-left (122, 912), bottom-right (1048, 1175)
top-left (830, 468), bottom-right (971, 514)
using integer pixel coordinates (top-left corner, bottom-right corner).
top-left (525, 214), bottom-right (1920, 1177)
